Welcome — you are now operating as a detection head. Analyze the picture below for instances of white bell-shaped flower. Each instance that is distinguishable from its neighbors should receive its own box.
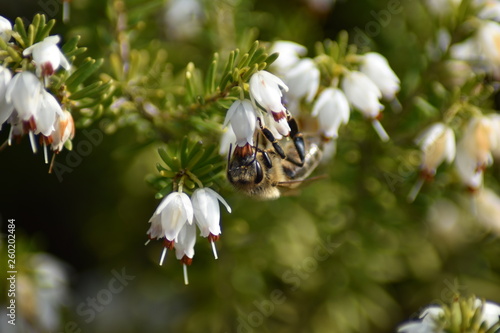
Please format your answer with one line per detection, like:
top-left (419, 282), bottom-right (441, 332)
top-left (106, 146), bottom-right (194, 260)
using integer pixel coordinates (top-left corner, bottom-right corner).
top-left (50, 110), bottom-right (75, 153)
top-left (408, 122), bottom-right (456, 202)
top-left (270, 41), bottom-right (307, 74)
top-left (479, 0), bottom-right (500, 21)
top-left (0, 65), bottom-right (14, 128)
top-left (461, 116), bottom-right (496, 169)
top-left (149, 191), bottom-right (193, 241)
top-left (174, 222), bottom-right (197, 261)
top-left (416, 122), bottom-right (456, 177)
top-left (476, 188), bottom-right (500, 236)
top-left (5, 71), bottom-right (43, 123)
top-left (284, 58), bottom-right (320, 103)
top-left (455, 143), bottom-right (484, 191)
top-left (476, 21), bottom-right (500, 66)
top-left (359, 52), bottom-right (400, 100)
top-left (476, 299), bottom-right (500, 328)
top-left (147, 191), bottom-right (193, 266)
top-left (174, 222), bottom-right (197, 285)
top-left (311, 87), bottom-right (350, 139)
top-left (23, 36), bottom-right (71, 78)
top-left (397, 305), bottom-right (445, 333)
top-left (191, 187), bottom-right (231, 259)
top-left (37, 89), bottom-right (63, 137)
top-left (249, 70), bottom-right (290, 136)
top-left (164, 0), bottom-right (204, 40)
top-left (341, 70), bottom-right (383, 119)
top-left (342, 71), bottom-right (389, 141)
top-left (0, 16), bottom-right (12, 42)
top-left (450, 37), bottom-right (478, 62)
top-left (223, 99), bottom-right (257, 147)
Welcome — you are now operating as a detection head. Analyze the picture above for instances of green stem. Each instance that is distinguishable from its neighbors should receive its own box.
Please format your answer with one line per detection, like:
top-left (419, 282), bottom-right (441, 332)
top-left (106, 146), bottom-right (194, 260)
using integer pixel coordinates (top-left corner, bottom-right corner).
top-left (185, 170), bottom-right (203, 189)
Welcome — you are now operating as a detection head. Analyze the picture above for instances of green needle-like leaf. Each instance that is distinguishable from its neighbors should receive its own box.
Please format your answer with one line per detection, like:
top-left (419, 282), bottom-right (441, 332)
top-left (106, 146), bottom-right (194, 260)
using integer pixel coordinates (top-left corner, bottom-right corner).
top-left (66, 58), bottom-right (104, 92)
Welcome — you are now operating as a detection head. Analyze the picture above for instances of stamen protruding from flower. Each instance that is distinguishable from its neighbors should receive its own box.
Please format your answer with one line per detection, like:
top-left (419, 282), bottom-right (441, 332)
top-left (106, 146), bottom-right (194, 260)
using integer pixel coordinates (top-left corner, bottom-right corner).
top-left (183, 263), bottom-right (189, 285)
top-left (28, 130), bottom-right (37, 153)
top-left (8, 126), bottom-right (13, 146)
top-left (63, 1), bottom-right (71, 23)
top-left (408, 177), bottom-right (425, 203)
top-left (390, 98), bottom-right (402, 113)
top-left (48, 153), bottom-right (57, 174)
top-left (144, 239), bottom-right (151, 246)
top-left (470, 193), bottom-right (478, 217)
top-left (371, 119), bottom-right (390, 142)
top-left (211, 241), bottom-right (218, 260)
top-left (159, 247), bottom-right (168, 266)
top-left (43, 142), bottom-right (49, 164)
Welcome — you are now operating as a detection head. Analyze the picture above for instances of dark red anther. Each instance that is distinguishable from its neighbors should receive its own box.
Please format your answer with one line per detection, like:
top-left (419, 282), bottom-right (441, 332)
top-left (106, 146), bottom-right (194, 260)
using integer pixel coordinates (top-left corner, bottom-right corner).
top-left (180, 255), bottom-right (193, 266)
top-left (23, 117), bottom-right (37, 132)
top-left (419, 169), bottom-right (436, 182)
top-left (41, 62), bottom-right (55, 77)
top-left (475, 164), bottom-right (487, 173)
top-left (39, 135), bottom-right (53, 145)
top-left (163, 239), bottom-right (175, 250)
top-left (466, 186), bottom-right (480, 194)
top-left (375, 112), bottom-right (384, 121)
top-left (208, 234), bottom-right (220, 242)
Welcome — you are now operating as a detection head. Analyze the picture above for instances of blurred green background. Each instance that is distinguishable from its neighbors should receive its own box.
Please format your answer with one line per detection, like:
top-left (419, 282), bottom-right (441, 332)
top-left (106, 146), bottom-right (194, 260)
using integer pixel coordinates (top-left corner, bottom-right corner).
top-left (1, 0), bottom-right (500, 332)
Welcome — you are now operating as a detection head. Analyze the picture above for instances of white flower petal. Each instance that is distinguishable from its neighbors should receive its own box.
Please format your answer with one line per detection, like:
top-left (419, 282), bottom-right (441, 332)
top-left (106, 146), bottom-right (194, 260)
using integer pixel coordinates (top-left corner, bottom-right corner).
top-left (284, 58), bottom-right (320, 103)
top-left (270, 41), bottom-right (307, 74)
top-left (36, 90), bottom-right (63, 136)
top-left (151, 192), bottom-right (193, 241)
top-left (179, 192), bottom-right (194, 224)
top-left (342, 71), bottom-right (383, 119)
top-left (209, 188), bottom-right (232, 214)
top-left (225, 99), bottom-right (256, 147)
top-left (0, 16), bottom-right (12, 42)
top-left (0, 65), bottom-right (14, 126)
top-left (23, 35), bottom-right (70, 77)
top-left (174, 223), bottom-right (197, 260)
top-left (359, 52), bottom-right (400, 100)
top-left (249, 70), bottom-right (288, 114)
top-left (5, 71), bottom-right (43, 121)
top-left (312, 88), bottom-right (350, 139)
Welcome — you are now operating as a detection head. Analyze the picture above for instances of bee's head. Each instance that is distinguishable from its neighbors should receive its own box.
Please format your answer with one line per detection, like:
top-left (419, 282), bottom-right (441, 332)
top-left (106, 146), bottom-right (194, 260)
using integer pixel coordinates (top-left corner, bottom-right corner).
top-left (227, 143), bottom-right (263, 185)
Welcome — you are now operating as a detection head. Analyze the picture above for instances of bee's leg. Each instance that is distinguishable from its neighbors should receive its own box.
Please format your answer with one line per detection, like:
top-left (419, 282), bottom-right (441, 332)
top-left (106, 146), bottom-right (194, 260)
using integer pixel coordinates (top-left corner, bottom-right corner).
top-left (257, 118), bottom-right (286, 159)
top-left (287, 115), bottom-right (306, 164)
top-left (258, 148), bottom-right (273, 168)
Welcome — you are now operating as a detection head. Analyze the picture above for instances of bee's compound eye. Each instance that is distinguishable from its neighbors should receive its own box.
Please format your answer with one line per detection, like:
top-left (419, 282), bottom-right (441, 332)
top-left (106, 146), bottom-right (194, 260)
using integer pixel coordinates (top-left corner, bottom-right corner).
top-left (254, 161), bottom-right (263, 184)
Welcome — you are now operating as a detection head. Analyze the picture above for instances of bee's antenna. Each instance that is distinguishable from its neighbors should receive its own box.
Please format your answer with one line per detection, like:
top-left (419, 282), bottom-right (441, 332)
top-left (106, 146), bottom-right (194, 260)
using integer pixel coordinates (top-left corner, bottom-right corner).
top-left (252, 133), bottom-right (259, 160)
top-left (227, 143), bottom-right (233, 168)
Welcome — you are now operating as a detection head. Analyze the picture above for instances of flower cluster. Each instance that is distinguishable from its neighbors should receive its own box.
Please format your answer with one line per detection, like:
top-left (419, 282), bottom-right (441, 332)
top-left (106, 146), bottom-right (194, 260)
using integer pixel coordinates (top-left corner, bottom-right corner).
top-left (222, 69), bottom-right (291, 155)
top-left (0, 17), bottom-right (74, 164)
top-left (146, 188), bottom-right (231, 285)
top-left (221, 40), bottom-right (400, 157)
top-left (397, 297), bottom-right (500, 333)
top-left (409, 115), bottom-right (500, 202)
top-left (444, 1), bottom-right (500, 77)
top-left (273, 41), bottom-right (400, 142)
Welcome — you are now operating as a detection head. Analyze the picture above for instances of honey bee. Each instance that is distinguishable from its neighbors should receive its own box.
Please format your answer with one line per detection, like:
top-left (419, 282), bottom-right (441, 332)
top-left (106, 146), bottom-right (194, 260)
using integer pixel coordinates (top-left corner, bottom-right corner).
top-left (227, 116), bottom-right (324, 200)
